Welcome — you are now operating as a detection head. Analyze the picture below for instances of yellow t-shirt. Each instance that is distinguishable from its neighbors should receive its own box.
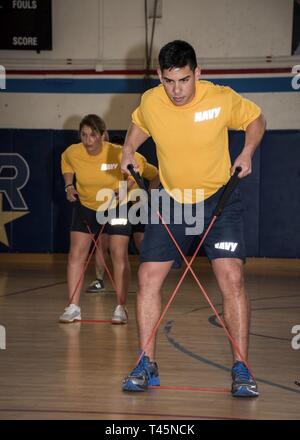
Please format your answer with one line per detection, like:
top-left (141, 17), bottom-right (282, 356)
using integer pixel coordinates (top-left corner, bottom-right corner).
top-left (132, 80), bottom-right (261, 202)
top-left (61, 141), bottom-right (149, 210)
top-left (141, 161), bottom-right (158, 181)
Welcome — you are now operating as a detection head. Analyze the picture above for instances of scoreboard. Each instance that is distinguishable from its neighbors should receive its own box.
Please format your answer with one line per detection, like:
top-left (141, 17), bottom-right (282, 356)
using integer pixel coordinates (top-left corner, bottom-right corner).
top-left (0, 0), bottom-right (52, 50)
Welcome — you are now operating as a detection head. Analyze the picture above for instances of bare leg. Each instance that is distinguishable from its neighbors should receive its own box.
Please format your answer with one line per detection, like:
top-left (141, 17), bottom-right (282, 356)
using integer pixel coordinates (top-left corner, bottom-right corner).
top-left (94, 233), bottom-right (109, 279)
top-left (133, 231), bottom-right (144, 252)
top-left (94, 251), bottom-right (105, 280)
top-left (137, 261), bottom-right (174, 360)
top-left (67, 231), bottom-right (93, 305)
top-left (109, 235), bottom-right (130, 305)
top-left (211, 258), bottom-right (250, 362)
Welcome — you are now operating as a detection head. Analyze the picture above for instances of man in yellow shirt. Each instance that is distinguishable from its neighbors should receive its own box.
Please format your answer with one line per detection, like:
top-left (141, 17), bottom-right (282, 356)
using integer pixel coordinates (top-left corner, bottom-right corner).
top-left (121, 40), bottom-right (266, 397)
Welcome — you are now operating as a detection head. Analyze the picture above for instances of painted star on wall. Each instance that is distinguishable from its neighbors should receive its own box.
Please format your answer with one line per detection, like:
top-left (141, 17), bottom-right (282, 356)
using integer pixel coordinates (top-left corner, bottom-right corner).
top-left (0, 194), bottom-right (29, 247)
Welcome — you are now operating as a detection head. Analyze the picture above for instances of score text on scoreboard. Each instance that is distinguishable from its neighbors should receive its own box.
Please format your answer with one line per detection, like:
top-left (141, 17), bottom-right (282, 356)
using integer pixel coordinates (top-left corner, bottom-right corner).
top-left (0, 0), bottom-right (52, 51)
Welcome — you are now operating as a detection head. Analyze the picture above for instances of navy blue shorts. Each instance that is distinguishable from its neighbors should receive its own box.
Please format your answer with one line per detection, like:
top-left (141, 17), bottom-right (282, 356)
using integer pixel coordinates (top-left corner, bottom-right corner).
top-left (140, 186), bottom-right (246, 264)
top-left (71, 202), bottom-right (132, 236)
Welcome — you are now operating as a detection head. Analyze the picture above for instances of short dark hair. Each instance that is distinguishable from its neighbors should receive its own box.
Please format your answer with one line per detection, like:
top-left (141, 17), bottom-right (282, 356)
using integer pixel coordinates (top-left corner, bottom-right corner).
top-left (158, 40), bottom-right (197, 72)
top-left (79, 114), bottom-right (106, 136)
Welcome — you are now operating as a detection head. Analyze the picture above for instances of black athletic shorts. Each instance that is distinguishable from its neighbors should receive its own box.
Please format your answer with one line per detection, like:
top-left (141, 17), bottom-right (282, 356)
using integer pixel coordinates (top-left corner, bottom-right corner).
top-left (131, 208), bottom-right (145, 234)
top-left (70, 202), bottom-right (132, 237)
top-left (140, 185), bottom-right (246, 265)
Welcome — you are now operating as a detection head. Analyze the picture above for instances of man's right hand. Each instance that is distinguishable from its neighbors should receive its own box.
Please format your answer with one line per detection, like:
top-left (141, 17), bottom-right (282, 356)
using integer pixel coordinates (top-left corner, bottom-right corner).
top-left (121, 147), bottom-right (138, 175)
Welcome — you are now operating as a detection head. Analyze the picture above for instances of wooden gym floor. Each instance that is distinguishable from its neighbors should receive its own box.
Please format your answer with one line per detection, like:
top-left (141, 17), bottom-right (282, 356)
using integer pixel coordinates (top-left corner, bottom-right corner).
top-left (0, 254), bottom-right (299, 420)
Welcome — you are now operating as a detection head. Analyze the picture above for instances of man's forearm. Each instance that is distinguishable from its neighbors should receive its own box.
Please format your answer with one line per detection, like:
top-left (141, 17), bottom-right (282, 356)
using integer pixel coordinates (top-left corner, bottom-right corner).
top-left (123, 123), bottom-right (149, 154)
top-left (121, 123), bottom-right (150, 174)
top-left (243, 114), bottom-right (266, 158)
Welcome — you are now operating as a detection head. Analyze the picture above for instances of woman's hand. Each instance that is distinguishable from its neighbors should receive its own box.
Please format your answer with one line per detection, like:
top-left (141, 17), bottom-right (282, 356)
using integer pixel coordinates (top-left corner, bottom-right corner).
top-left (65, 185), bottom-right (78, 202)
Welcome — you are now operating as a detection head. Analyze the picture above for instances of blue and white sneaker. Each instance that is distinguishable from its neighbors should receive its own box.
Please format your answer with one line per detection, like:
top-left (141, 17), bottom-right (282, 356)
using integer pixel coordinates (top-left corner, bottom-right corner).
top-left (231, 361), bottom-right (259, 397)
top-left (122, 355), bottom-right (160, 392)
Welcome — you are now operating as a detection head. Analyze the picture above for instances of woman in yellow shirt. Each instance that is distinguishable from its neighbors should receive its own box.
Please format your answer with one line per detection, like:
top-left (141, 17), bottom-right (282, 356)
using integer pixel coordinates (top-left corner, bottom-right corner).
top-left (85, 134), bottom-right (159, 294)
top-left (59, 114), bottom-right (158, 325)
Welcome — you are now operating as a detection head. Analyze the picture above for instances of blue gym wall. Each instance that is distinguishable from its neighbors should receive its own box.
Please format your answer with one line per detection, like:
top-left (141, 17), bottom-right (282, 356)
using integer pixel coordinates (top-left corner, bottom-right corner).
top-left (0, 1), bottom-right (299, 257)
top-left (0, 128), bottom-right (299, 257)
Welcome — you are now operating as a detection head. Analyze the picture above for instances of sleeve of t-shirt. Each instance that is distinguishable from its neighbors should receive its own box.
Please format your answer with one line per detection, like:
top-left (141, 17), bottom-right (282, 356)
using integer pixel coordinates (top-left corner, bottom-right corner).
top-left (127, 152), bottom-right (158, 191)
top-left (132, 105), bottom-right (151, 136)
top-left (133, 151), bottom-right (146, 175)
top-left (61, 148), bottom-right (74, 175)
top-left (142, 162), bottom-right (158, 181)
top-left (227, 88), bottom-right (261, 131)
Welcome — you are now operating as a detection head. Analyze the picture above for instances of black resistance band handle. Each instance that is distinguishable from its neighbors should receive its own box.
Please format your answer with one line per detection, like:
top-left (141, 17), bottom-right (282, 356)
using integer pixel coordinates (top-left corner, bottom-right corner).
top-left (213, 166), bottom-right (242, 217)
top-left (127, 164), bottom-right (148, 193)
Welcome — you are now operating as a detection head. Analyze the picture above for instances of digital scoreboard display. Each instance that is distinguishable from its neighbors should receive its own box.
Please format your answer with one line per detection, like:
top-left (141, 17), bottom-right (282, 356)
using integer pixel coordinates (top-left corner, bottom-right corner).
top-left (0, 0), bottom-right (52, 50)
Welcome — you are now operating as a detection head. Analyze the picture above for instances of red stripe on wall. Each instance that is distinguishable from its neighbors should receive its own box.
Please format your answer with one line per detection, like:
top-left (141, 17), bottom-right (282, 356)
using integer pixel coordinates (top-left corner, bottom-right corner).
top-left (5, 67), bottom-right (292, 76)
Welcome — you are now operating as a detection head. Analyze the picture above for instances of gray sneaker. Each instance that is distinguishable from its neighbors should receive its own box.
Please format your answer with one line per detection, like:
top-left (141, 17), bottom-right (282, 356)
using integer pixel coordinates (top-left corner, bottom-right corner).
top-left (85, 279), bottom-right (105, 293)
top-left (59, 304), bottom-right (81, 323)
top-left (112, 305), bottom-right (128, 324)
